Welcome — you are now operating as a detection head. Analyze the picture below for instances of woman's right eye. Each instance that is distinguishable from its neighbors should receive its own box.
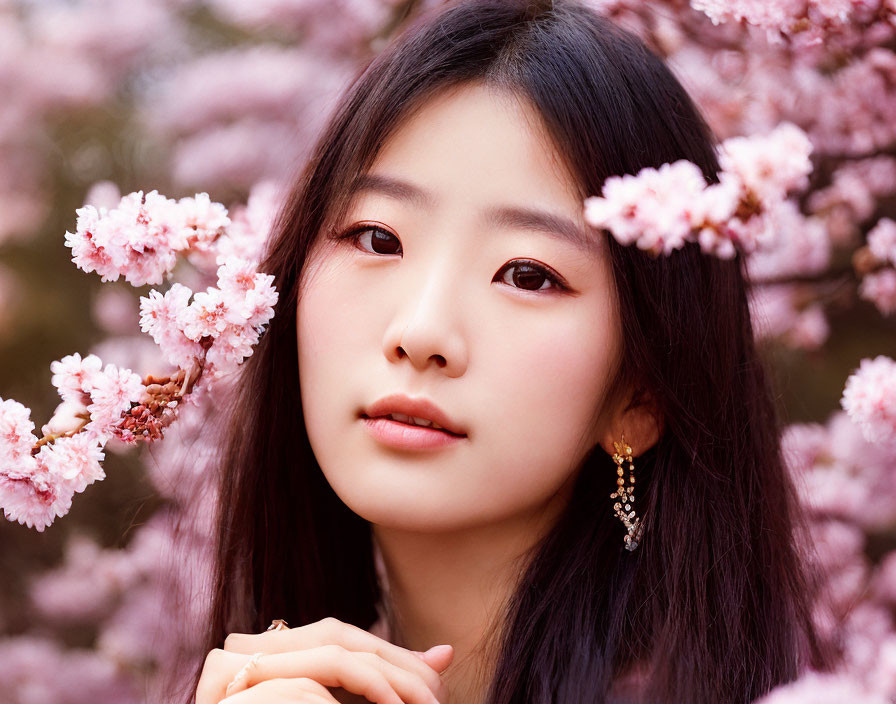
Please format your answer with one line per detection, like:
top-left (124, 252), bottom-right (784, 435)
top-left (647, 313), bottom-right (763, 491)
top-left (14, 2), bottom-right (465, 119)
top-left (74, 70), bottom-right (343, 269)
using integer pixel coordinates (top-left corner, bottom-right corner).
top-left (337, 224), bottom-right (402, 256)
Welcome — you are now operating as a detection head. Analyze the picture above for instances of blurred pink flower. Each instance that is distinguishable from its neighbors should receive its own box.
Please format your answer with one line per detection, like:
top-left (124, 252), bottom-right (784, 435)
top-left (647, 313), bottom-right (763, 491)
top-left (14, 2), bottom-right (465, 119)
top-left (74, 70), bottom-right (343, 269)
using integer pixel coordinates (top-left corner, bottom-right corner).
top-left (868, 217), bottom-right (896, 265)
top-left (870, 551), bottom-right (896, 606)
top-left (746, 200), bottom-right (831, 280)
top-left (91, 285), bottom-right (138, 335)
top-left (216, 180), bottom-right (287, 264)
top-left (840, 355), bottom-right (896, 444)
top-left (748, 284), bottom-right (830, 349)
top-left (718, 121), bottom-right (813, 206)
top-left (859, 268), bottom-right (896, 315)
top-left (30, 535), bottom-right (135, 623)
top-left (755, 670), bottom-right (889, 704)
top-left (0, 636), bottom-right (137, 704)
top-left (206, 0), bottom-right (401, 55)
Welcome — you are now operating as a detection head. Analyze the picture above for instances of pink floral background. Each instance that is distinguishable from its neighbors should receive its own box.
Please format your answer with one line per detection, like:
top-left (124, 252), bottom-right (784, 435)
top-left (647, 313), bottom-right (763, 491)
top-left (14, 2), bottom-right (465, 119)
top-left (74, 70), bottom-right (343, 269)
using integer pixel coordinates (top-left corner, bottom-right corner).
top-left (1, 1), bottom-right (895, 702)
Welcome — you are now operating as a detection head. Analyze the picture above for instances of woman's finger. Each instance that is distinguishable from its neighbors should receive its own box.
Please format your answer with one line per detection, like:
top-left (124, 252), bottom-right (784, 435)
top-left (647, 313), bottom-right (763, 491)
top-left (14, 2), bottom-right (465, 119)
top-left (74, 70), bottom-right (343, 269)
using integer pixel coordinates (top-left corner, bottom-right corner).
top-left (223, 617), bottom-right (448, 694)
top-left (195, 649), bottom-right (248, 704)
top-left (227, 644), bottom-right (440, 704)
top-left (219, 676), bottom-right (338, 703)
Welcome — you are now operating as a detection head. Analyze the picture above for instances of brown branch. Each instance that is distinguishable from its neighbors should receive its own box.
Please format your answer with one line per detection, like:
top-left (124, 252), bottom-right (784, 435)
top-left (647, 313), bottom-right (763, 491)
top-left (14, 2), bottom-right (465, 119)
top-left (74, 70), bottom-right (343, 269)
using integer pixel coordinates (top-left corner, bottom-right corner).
top-left (31, 414), bottom-right (91, 454)
top-left (31, 343), bottom-right (212, 453)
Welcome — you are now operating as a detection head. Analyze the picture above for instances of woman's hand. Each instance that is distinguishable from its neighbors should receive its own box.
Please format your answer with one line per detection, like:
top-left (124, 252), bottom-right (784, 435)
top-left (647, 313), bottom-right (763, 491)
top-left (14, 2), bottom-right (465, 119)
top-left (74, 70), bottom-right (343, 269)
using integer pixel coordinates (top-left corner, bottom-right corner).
top-left (194, 616), bottom-right (454, 704)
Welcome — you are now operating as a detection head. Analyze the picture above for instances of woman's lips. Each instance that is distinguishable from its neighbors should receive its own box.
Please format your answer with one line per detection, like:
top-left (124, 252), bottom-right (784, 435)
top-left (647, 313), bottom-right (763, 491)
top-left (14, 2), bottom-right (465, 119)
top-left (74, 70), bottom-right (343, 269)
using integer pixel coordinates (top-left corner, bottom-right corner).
top-left (360, 415), bottom-right (467, 450)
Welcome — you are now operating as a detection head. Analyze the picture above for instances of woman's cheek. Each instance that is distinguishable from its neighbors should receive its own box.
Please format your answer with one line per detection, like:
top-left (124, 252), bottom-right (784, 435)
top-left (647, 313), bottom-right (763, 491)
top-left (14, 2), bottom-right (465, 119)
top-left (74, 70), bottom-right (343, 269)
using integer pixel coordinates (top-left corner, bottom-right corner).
top-left (464, 319), bottom-right (614, 509)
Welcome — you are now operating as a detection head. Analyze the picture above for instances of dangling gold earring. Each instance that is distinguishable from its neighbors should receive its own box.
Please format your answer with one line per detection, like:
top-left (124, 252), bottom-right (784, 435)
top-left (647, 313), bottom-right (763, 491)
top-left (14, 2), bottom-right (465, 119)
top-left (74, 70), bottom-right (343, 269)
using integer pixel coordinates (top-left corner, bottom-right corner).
top-left (611, 430), bottom-right (644, 551)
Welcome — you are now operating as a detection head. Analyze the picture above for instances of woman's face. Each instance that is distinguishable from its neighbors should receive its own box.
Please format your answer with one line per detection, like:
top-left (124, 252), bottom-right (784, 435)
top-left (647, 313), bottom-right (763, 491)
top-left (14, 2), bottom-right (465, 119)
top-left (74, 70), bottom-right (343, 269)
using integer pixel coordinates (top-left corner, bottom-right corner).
top-left (296, 82), bottom-right (624, 531)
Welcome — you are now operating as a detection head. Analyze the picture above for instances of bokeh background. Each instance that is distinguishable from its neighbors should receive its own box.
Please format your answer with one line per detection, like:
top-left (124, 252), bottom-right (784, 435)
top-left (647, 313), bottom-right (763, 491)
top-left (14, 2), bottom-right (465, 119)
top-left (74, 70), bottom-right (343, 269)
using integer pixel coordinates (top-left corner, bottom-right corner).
top-left (1, 0), bottom-right (895, 702)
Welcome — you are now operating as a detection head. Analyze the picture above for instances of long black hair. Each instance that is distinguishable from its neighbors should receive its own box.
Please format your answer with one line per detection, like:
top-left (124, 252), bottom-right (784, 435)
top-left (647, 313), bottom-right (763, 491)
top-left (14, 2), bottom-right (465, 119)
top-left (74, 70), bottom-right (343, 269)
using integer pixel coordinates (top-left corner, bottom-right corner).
top-left (182, 1), bottom-right (832, 701)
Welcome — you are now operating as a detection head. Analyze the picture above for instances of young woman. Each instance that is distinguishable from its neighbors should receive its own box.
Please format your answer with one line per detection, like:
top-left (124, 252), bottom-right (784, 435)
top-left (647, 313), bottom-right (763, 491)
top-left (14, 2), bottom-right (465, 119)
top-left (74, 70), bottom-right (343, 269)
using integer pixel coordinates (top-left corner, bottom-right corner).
top-left (189, 1), bottom-right (831, 702)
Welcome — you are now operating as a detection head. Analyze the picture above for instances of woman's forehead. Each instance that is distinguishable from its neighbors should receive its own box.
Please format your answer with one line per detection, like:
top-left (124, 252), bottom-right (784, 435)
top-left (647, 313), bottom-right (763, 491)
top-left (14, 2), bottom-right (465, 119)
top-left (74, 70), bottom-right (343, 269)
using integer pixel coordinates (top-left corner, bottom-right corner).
top-left (367, 82), bottom-right (581, 201)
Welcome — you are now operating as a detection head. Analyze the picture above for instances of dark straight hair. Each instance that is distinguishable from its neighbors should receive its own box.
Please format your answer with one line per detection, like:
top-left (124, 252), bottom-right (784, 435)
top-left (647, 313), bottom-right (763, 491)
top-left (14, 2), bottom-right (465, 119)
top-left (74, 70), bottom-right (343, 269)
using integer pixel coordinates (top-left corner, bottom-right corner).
top-left (182, 1), bottom-right (834, 702)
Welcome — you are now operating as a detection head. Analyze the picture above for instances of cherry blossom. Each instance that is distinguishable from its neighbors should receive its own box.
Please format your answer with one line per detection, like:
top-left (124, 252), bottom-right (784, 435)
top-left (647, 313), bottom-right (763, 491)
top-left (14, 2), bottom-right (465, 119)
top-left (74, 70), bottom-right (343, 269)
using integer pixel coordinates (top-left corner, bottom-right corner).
top-left (0, 396), bottom-right (108, 532)
top-left (584, 123), bottom-right (813, 259)
top-left (840, 355), bottom-right (896, 445)
top-left (584, 159), bottom-right (709, 256)
top-left (64, 190), bottom-right (230, 287)
top-left (868, 218), bottom-right (896, 265)
top-left (34, 434), bottom-right (105, 497)
top-left (859, 268), bottom-right (896, 315)
top-left (84, 363), bottom-right (145, 433)
top-left (1, 189), bottom-right (277, 532)
top-left (754, 670), bottom-right (890, 704)
top-left (0, 398), bottom-right (38, 466)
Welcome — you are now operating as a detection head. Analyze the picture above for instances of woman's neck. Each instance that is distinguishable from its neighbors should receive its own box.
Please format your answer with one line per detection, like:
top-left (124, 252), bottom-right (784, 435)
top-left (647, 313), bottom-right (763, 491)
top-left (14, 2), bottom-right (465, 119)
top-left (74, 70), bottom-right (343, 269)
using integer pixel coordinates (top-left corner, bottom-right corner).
top-left (370, 487), bottom-right (572, 703)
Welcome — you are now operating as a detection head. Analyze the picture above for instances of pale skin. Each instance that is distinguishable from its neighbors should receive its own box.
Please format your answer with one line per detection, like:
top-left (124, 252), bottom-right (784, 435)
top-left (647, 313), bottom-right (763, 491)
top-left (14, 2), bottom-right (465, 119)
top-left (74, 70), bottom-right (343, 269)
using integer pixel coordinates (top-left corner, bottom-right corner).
top-left (195, 81), bottom-right (660, 703)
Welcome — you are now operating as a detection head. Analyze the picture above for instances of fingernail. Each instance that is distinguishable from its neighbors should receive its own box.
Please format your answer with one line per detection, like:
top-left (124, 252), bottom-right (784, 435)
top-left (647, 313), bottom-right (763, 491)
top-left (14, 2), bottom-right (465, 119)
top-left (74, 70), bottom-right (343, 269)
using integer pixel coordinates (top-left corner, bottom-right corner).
top-left (425, 644), bottom-right (453, 657)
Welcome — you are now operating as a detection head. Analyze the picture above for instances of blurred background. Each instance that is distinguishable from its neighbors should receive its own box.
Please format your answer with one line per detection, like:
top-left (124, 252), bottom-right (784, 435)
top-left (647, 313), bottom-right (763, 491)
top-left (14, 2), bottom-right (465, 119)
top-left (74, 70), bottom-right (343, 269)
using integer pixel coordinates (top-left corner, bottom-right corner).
top-left (1, 0), bottom-right (895, 702)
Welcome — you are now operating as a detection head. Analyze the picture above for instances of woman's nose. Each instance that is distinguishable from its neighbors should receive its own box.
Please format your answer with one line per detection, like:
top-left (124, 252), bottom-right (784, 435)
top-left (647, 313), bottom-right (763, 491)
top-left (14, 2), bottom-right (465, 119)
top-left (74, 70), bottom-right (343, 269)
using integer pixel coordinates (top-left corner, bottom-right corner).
top-left (381, 262), bottom-right (469, 377)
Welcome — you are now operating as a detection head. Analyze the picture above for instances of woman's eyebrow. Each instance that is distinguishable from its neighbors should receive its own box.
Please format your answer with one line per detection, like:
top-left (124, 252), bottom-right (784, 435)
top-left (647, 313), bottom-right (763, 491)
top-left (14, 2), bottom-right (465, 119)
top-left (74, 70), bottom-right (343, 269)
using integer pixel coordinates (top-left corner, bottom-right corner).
top-left (347, 172), bottom-right (602, 256)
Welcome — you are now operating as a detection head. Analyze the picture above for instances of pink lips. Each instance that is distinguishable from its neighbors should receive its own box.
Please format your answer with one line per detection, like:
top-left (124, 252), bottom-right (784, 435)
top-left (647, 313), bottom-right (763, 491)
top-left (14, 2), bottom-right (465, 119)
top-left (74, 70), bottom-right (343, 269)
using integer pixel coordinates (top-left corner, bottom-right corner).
top-left (361, 393), bottom-right (467, 434)
top-left (360, 416), bottom-right (466, 450)
top-left (360, 393), bottom-right (468, 451)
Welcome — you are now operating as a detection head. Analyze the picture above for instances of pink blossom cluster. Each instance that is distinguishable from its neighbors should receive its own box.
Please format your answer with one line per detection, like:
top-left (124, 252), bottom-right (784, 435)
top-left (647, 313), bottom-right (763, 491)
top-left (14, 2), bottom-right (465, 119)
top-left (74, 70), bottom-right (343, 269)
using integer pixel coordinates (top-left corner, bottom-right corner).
top-left (3, 1), bottom-right (896, 701)
top-left (1, 514), bottom-right (213, 703)
top-left (777, 410), bottom-right (896, 701)
top-left (786, 412), bottom-right (896, 532)
top-left (139, 258), bottom-right (278, 379)
top-left (1, 188), bottom-right (278, 532)
top-left (867, 218), bottom-right (896, 270)
top-left (690, 0), bottom-right (895, 47)
top-left (807, 156), bottom-right (896, 247)
top-left (755, 670), bottom-right (891, 704)
top-left (49, 353), bottom-right (145, 439)
top-left (747, 200), bottom-right (832, 281)
top-left (656, 11), bottom-right (896, 161)
top-left (191, 180), bottom-right (285, 270)
top-left (802, 48), bottom-right (896, 157)
top-left (583, 123), bottom-right (813, 259)
top-left (0, 394), bottom-right (109, 532)
top-left (692, 0), bottom-right (850, 31)
top-left (840, 355), bottom-right (896, 445)
top-left (858, 218), bottom-right (896, 315)
top-left (0, 349), bottom-right (158, 531)
top-left (65, 190), bottom-right (230, 287)
top-left (3, 393), bottom-right (224, 703)
top-left (744, 201), bottom-right (833, 349)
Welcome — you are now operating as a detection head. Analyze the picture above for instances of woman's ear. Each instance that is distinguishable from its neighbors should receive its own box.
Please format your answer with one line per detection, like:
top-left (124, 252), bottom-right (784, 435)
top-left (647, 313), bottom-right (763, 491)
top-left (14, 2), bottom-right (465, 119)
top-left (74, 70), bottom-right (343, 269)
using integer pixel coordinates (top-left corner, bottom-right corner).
top-left (598, 387), bottom-right (663, 458)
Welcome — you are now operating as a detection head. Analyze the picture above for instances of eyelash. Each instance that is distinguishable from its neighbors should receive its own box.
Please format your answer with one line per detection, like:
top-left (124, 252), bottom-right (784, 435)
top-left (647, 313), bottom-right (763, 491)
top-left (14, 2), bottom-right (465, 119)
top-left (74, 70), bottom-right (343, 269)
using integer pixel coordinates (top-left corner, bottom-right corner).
top-left (331, 223), bottom-right (570, 294)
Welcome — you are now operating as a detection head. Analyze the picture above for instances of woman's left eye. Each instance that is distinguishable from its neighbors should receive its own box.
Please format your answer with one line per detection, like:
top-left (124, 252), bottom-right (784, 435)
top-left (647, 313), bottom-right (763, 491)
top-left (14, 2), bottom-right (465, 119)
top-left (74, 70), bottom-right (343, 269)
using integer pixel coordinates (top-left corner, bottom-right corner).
top-left (494, 260), bottom-right (568, 294)
top-left (333, 223), bottom-right (568, 294)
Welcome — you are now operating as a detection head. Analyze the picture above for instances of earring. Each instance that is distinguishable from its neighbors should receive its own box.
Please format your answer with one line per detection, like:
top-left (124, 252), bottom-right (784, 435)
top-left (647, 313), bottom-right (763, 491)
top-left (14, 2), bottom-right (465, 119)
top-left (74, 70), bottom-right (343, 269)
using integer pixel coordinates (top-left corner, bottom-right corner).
top-left (611, 430), bottom-right (644, 551)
